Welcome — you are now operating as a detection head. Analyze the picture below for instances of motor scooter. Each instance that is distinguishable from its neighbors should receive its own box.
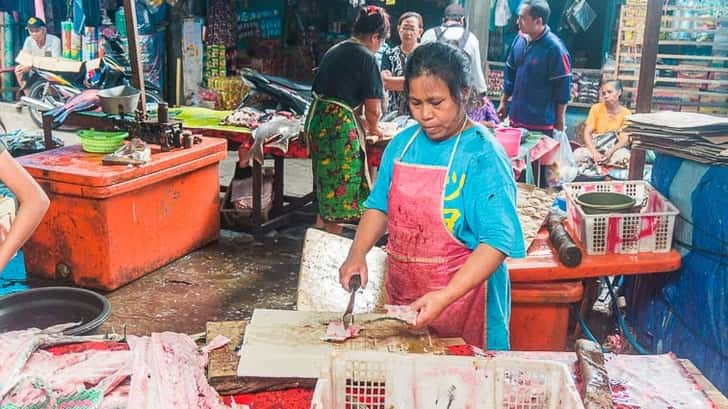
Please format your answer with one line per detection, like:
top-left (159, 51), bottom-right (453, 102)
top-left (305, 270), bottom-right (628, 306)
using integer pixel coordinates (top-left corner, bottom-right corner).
top-left (19, 36), bottom-right (162, 128)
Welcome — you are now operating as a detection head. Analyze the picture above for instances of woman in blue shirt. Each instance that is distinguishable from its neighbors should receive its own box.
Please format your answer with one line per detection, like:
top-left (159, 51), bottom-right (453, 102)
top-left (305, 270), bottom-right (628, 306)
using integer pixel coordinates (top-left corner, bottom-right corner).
top-left (339, 42), bottom-right (525, 350)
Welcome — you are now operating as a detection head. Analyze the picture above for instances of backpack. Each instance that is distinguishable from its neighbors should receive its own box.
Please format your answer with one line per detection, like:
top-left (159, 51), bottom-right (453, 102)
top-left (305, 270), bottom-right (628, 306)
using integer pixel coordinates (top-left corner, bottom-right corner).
top-left (434, 25), bottom-right (469, 50)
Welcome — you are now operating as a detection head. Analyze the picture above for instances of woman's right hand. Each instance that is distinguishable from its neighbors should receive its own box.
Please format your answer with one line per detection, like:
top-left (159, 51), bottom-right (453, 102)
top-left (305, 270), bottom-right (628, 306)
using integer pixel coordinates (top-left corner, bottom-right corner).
top-left (496, 103), bottom-right (508, 121)
top-left (339, 254), bottom-right (369, 291)
top-left (590, 149), bottom-right (605, 164)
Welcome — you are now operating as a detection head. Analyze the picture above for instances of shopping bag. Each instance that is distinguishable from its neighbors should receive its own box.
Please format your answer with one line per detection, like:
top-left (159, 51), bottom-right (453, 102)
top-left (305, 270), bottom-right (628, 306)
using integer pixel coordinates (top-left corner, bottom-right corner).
top-left (545, 130), bottom-right (578, 187)
top-left (495, 0), bottom-right (512, 27)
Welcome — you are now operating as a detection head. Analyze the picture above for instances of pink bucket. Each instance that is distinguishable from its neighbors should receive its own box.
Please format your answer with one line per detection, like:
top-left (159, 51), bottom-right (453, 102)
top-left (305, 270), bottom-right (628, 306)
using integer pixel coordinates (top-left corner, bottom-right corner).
top-left (494, 127), bottom-right (522, 157)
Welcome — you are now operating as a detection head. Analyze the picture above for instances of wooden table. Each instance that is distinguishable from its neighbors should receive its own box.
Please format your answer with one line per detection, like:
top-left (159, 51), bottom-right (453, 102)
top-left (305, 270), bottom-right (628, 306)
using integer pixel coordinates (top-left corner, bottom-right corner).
top-left (505, 226), bottom-right (681, 350)
top-left (507, 227), bottom-right (682, 282)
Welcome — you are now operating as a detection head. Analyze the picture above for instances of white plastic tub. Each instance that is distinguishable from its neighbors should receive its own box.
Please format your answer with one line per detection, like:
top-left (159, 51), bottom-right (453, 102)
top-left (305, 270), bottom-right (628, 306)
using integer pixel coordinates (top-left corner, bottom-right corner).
top-left (311, 351), bottom-right (584, 409)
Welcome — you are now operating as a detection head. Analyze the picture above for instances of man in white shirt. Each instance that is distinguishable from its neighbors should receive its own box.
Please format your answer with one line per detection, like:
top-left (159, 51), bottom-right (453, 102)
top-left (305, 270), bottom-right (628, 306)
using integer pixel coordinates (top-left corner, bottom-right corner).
top-left (14, 17), bottom-right (62, 91)
top-left (421, 4), bottom-right (487, 96)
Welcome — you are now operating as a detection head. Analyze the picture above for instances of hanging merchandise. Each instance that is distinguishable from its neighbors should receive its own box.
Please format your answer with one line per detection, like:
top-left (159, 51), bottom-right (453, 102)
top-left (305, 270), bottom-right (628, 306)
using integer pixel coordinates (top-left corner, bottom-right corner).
top-left (71, 29), bottom-right (82, 60)
top-left (495, 0), bottom-right (512, 27)
top-left (115, 7), bottom-right (127, 38)
top-left (135, 1), bottom-right (154, 35)
top-left (139, 31), bottom-right (164, 90)
top-left (564, 0), bottom-right (597, 33)
top-left (204, 43), bottom-right (226, 83)
top-left (82, 0), bottom-right (101, 27)
top-left (82, 26), bottom-right (98, 61)
top-left (62, 20), bottom-right (73, 58)
top-left (206, 0), bottom-right (236, 48)
top-left (73, 0), bottom-right (84, 33)
top-left (3, 12), bottom-right (15, 102)
top-left (182, 18), bottom-right (204, 102)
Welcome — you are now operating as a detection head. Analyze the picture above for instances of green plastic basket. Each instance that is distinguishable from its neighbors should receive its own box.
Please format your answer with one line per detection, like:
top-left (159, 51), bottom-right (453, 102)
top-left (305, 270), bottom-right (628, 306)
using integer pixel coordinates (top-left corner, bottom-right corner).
top-left (77, 130), bottom-right (129, 154)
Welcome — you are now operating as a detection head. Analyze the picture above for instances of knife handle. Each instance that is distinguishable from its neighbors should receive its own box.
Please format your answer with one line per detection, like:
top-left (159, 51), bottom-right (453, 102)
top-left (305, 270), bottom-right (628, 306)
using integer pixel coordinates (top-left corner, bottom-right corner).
top-left (349, 274), bottom-right (361, 292)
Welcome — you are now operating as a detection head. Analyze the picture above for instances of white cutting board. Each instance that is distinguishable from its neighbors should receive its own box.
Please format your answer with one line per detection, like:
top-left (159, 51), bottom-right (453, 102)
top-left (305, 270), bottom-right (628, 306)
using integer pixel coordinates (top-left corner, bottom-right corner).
top-left (296, 228), bottom-right (388, 313)
top-left (236, 309), bottom-right (445, 379)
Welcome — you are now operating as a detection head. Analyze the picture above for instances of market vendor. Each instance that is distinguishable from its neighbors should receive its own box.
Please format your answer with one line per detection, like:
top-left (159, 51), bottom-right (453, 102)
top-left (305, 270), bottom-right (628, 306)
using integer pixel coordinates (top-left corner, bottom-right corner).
top-left (497, 0), bottom-right (572, 136)
top-left (0, 139), bottom-right (49, 272)
top-left (381, 12), bottom-right (423, 115)
top-left (14, 17), bottom-right (61, 92)
top-left (580, 80), bottom-right (632, 165)
top-left (304, 5), bottom-right (389, 235)
top-left (339, 43), bottom-right (525, 350)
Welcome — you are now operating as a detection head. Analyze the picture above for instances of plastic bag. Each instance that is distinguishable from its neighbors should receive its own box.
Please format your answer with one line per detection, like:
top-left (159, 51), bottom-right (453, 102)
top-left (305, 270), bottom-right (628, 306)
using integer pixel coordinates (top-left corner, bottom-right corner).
top-left (545, 130), bottom-right (578, 187)
top-left (495, 0), bottom-right (512, 27)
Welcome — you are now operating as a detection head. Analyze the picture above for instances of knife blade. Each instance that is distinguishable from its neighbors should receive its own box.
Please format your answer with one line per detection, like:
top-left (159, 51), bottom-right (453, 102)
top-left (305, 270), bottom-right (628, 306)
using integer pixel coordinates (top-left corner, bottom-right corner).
top-left (343, 274), bottom-right (361, 329)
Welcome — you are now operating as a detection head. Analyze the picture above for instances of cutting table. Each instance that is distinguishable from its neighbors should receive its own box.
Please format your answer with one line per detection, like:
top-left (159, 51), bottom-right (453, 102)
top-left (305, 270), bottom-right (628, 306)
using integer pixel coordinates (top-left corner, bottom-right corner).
top-left (206, 320), bottom-right (728, 408)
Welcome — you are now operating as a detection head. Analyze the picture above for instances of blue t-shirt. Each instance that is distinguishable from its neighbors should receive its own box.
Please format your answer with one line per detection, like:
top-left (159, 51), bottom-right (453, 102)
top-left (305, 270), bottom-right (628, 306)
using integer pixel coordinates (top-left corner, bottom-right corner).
top-left (364, 124), bottom-right (526, 350)
top-left (503, 26), bottom-right (572, 128)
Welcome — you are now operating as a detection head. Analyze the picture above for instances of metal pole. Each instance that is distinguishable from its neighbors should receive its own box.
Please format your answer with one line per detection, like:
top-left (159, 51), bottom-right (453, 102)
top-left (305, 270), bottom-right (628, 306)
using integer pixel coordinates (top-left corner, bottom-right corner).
top-left (123, 0), bottom-right (147, 117)
top-left (628, 0), bottom-right (663, 180)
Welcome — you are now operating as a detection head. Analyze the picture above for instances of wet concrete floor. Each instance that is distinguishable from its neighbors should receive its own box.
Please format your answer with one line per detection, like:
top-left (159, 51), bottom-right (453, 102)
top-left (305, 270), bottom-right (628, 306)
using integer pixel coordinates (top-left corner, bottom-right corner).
top-left (96, 222), bottom-right (316, 336)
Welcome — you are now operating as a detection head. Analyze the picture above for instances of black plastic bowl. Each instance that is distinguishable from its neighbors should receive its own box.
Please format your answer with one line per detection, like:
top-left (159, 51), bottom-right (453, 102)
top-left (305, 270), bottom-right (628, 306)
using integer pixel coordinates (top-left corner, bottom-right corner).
top-left (0, 287), bottom-right (111, 335)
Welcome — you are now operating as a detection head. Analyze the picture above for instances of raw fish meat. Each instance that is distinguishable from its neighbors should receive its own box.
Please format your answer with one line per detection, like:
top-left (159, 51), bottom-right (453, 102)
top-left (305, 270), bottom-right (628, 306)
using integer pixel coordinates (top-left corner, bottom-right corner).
top-left (321, 322), bottom-right (361, 342)
top-left (384, 304), bottom-right (418, 325)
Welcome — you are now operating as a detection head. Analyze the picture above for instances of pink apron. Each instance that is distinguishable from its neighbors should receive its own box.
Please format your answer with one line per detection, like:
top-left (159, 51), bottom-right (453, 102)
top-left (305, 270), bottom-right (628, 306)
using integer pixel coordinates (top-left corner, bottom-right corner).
top-left (385, 129), bottom-right (487, 347)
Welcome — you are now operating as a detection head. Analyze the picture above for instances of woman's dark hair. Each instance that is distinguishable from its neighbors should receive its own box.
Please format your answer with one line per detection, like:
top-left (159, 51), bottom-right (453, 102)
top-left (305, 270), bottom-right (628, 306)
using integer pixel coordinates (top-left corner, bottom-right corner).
top-left (404, 42), bottom-right (472, 106)
top-left (601, 79), bottom-right (624, 94)
top-left (353, 5), bottom-right (391, 39)
top-left (520, 0), bottom-right (550, 25)
top-left (398, 11), bottom-right (423, 28)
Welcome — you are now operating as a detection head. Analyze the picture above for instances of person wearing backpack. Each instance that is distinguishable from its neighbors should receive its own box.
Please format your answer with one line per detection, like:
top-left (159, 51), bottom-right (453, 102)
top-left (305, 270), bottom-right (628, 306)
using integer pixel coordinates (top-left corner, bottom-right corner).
top-left (421, 4), bottom-right (487, 97)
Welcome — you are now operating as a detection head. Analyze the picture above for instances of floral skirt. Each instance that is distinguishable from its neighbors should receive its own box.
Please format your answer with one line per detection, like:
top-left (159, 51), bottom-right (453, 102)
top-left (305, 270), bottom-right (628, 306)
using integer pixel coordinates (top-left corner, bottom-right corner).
top-left (305, 100), bottom-right (370, 223)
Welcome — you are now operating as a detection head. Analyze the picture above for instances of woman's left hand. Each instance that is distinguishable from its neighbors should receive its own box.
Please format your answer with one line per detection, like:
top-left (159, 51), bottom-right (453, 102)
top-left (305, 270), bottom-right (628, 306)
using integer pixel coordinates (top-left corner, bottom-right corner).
top-left (409, 289), bottom-right (452, 330)
top-left (601, 148), bottom-right (615, 163)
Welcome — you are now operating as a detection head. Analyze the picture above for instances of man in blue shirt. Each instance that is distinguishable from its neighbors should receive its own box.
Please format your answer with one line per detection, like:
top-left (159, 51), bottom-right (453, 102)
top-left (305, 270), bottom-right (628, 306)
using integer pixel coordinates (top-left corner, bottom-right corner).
top-left (498, 0), bottom-right (572, 136)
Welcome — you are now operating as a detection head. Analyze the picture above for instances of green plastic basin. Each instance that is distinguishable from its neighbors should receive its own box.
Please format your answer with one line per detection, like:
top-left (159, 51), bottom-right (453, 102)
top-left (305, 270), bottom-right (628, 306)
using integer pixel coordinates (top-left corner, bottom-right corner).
top-left (575, 191), bottom-right (637, 215)
top-left (77, 130), bottom-right (128, 154)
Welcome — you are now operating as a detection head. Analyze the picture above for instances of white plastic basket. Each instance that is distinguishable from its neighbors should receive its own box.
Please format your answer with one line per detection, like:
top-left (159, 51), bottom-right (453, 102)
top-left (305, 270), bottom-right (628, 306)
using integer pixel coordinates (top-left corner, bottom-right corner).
top-left (563, 181), bottom-right (679, 255)
top-left (311, 351), bottom-right (584, 409)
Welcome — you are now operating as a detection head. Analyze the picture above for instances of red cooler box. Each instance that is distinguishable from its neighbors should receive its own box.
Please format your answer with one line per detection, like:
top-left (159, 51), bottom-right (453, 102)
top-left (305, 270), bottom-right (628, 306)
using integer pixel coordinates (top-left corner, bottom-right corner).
top-left (19, 137), bottom-right (227, 290)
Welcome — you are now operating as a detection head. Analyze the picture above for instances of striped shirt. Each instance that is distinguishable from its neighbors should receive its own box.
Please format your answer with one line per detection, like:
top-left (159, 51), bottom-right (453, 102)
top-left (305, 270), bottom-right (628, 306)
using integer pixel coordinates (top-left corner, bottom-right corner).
top-left (503, 27), bottom-right (572, 130)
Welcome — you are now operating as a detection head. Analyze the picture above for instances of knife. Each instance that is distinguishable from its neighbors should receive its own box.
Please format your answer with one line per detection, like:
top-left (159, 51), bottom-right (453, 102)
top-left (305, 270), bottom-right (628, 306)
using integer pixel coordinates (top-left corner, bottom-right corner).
top-left (342, 274), bottom-right (361, 329)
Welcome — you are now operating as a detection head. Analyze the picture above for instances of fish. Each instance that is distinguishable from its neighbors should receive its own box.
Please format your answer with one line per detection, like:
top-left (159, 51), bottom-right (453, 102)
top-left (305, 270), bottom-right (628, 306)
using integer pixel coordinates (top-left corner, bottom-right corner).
top-left (0, 322), bottom-right (124, 400)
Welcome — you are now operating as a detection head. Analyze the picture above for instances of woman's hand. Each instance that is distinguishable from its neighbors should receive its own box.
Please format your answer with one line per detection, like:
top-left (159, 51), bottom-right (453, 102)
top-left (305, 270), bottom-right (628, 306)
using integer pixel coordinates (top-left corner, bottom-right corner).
top-left (368, 126), bottom-right (385, 139)
top-left (409, 289), bottom-right (452, 330)
top-left (602, 147), bottom-right (616, 162)
top-left (496, 103), bottom-right (508, 121)
top-left (590, 149), bottom-right (605, 164)
top-left (339, 254), bottom-right (369, 291)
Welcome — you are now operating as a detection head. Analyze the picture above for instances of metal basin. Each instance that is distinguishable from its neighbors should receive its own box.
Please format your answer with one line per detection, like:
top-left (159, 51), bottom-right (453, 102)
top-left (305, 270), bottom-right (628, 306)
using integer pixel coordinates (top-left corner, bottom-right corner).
top-left (0, 287), bottom-right (111, 335)
top-left (98, 85), bottom-right (141, 115)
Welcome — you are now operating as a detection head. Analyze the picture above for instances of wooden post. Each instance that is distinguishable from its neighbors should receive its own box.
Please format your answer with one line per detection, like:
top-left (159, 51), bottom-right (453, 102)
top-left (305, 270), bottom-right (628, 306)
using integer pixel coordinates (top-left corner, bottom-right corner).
top-left (628, 0), bottom-right (662, 180)
top-left (123, 0), bottom-right (147, 117)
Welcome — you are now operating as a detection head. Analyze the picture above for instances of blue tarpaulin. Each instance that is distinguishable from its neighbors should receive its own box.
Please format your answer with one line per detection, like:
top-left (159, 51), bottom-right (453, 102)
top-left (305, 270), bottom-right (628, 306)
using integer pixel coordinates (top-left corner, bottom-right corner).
top-left (626, 153), bottom-right (728, 394)
top-left (0, 184), bottom-right (27, 297)
top-left (0, 250), bottom-right (28, 297)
